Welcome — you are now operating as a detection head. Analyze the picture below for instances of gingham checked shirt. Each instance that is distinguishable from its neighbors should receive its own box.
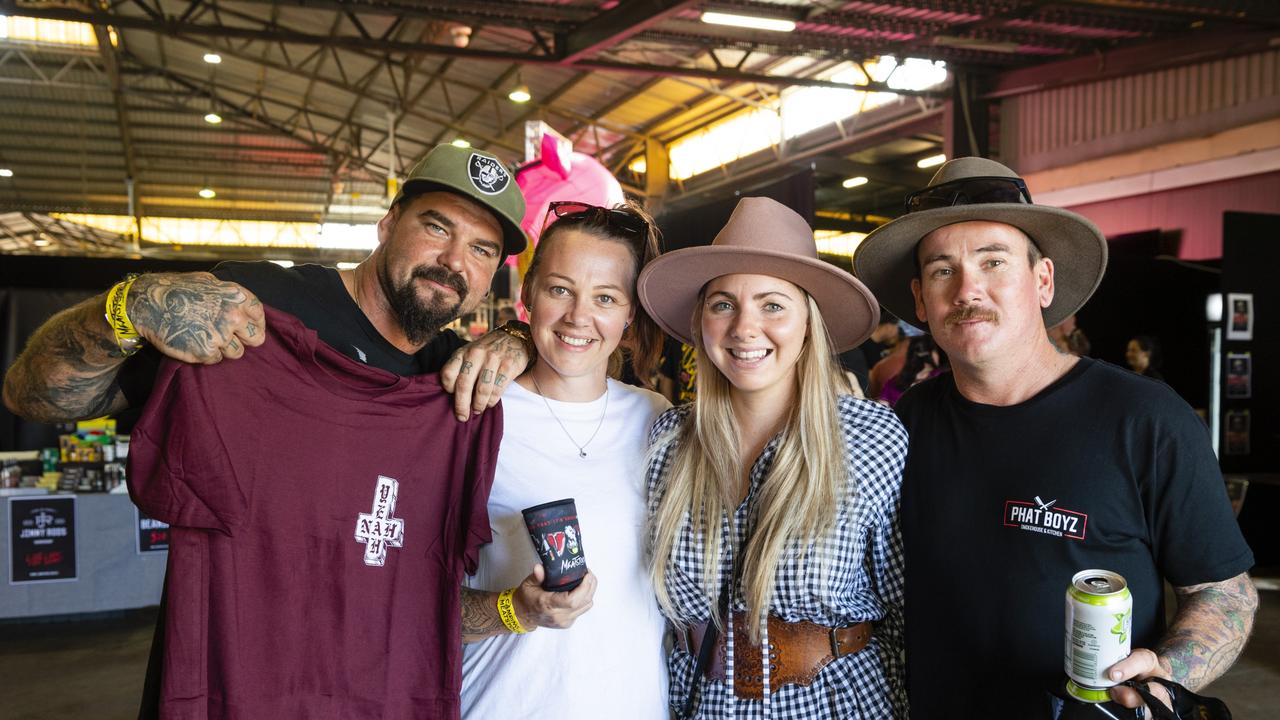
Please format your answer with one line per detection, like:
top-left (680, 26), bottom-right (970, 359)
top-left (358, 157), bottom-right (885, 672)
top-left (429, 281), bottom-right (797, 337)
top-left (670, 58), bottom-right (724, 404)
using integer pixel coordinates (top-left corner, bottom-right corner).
top-left (646, 396), bottom-right (909, 719)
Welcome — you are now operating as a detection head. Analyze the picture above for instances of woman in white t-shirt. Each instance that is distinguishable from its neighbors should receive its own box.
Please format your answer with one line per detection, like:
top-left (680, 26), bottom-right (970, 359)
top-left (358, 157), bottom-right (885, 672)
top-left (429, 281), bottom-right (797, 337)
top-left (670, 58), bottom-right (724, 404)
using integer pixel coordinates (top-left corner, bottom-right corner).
top-left (460, 201), bottom-right (670, 719)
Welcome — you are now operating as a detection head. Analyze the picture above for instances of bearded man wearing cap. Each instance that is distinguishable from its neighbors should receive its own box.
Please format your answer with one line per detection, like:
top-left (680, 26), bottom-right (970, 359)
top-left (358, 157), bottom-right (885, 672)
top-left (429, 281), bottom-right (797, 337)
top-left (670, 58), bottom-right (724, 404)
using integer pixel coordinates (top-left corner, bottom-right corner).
top-left (853, 157), bottom-right (1257, 719)
top-left (3, 144), bottom-right (591, 717)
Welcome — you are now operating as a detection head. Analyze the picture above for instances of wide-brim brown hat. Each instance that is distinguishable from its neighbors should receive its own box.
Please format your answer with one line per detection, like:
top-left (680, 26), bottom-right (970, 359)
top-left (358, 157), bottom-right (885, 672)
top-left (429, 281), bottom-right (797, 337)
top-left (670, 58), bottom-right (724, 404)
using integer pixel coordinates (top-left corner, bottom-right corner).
top-left (638, 197), bottom-right (879, 353)
top-left (852, 156), bottom-right (1107, 330)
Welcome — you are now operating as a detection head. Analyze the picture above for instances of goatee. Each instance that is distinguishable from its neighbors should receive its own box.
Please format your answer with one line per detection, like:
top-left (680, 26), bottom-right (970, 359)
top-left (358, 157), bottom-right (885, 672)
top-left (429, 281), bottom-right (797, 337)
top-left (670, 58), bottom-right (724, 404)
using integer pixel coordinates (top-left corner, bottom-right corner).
top-left (382, 265), bottom-right (469, 345)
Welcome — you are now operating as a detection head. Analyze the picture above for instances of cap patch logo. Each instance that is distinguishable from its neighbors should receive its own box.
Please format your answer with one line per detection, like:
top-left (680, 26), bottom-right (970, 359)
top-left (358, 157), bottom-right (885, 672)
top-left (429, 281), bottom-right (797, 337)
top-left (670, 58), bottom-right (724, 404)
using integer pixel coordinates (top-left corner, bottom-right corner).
top-left (468, 153), bottom-right (510, 196)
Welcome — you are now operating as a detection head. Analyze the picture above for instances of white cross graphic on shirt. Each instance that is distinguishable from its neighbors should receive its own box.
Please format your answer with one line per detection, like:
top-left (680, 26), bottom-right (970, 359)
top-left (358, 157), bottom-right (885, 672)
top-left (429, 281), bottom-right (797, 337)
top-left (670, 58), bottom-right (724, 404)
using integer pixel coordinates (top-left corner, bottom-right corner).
top-left (354, 475), bottom-right (404, 567)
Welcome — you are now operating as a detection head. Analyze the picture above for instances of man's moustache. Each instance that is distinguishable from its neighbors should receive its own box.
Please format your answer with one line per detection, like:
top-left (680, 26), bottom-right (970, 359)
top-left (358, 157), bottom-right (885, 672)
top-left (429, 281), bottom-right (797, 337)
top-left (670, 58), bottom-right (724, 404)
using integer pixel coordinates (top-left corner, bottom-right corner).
top-left (413, 267), bottom-right (468, 297)
top-left (944, 306), bottom-right (999, 326)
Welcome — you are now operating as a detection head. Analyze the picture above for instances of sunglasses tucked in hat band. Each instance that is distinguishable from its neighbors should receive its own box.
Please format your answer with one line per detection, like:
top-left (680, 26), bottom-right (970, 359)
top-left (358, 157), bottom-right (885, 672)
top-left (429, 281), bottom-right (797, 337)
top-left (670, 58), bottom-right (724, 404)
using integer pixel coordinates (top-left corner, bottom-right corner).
top-left (853, 156), bottom-right (1108, 332)
top-left (904, 176), bottom-right (1032, 214)
top-left (547, 201), bottom-right (649, 238)
top-left (637, 197), bottom-right (880, 354)
top-left (391, 144), bottom-right (528, 256)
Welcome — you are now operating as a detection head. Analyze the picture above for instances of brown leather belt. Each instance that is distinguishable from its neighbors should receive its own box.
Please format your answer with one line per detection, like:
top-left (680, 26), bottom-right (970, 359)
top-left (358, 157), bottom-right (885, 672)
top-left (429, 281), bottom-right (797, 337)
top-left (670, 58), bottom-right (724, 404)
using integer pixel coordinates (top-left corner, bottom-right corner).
top-left (676, 612), bottom-right (871, 698)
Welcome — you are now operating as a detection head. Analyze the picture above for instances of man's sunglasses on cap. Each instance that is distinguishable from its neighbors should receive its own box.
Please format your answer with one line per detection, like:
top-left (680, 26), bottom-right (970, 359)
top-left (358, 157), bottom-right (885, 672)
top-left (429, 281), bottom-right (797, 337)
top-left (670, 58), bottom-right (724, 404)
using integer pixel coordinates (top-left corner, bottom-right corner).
top-left (904, 176), bottom-right (1033, 214)
top-left (546, 201), bottom-right (649, 237)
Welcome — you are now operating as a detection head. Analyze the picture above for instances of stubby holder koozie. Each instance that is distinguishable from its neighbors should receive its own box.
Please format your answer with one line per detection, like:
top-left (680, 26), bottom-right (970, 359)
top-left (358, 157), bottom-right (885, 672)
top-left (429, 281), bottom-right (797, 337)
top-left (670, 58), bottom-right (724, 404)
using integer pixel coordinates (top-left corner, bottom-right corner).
top-left (522, 498), bottom-right (588, 592)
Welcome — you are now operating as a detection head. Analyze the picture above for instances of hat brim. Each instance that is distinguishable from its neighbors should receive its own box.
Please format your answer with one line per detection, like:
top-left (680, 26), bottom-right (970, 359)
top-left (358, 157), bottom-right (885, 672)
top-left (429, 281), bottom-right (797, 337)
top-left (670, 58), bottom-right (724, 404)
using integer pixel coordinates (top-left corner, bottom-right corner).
top-left (638, 246), bottom-right (880, 353)
top-left (853, 203), bottom-right (1107, 331)
top-left (401, 178), bottom-right (528, 256)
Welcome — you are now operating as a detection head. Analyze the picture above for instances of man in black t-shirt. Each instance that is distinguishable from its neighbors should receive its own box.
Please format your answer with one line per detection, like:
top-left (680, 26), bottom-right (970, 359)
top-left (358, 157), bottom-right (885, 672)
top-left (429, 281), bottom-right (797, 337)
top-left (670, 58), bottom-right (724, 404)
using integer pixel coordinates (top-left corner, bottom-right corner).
top-left (854, 157), bottom-right (1257, 719)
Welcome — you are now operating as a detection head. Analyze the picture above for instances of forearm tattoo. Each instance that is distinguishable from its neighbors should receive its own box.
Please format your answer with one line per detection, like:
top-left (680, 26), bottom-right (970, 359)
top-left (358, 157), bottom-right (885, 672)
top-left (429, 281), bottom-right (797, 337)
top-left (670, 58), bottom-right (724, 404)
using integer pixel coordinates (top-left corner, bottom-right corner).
top-left (1155, 573), bottom-right (1258, 691)
top-left (3, 299), bottom-right (128, 422)
top-left (460, 586), bottom-right (505, 643)
top-left (127, 274), bottom-right (250, 358)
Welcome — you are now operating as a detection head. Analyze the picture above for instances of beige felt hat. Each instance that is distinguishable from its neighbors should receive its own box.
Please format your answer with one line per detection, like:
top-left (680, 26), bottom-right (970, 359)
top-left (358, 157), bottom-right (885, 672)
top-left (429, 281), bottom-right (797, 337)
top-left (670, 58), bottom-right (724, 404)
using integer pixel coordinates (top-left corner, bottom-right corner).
top-left (637, 197), bottom-right (880, 352)
top-left (853, 156), bottom-right (1107, 330)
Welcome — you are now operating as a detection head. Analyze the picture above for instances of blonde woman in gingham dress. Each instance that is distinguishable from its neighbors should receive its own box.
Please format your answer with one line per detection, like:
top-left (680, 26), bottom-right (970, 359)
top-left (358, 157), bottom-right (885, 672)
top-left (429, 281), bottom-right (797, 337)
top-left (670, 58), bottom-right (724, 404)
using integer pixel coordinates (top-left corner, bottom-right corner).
top-left (637, 197), bottom-right (908, 718)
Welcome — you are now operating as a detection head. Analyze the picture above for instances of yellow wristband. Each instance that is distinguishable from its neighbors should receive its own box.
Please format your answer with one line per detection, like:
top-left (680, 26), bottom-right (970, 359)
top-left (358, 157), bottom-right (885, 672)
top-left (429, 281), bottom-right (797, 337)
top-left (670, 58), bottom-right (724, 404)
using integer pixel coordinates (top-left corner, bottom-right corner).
top-left (104, 275), bottom-right (144, 356)
top-left (496, 588), bottom-right (529, 634)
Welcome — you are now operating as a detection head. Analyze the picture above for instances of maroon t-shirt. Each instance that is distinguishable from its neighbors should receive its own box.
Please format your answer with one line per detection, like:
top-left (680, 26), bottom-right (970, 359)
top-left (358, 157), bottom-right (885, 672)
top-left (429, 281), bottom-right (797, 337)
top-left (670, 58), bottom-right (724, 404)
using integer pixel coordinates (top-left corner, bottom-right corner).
top-left (128, 307), bottom-right (502, 719)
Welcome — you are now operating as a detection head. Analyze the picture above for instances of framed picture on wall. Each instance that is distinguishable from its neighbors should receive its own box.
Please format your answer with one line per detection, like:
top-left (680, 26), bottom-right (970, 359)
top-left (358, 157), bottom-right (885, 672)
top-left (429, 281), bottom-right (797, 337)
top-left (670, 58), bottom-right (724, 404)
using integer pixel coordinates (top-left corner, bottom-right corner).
top-left (1224, 409), bottom-right (1251, 456)
top-left (1226, 293), bottom-right (1253, 341)
top-left (1225, 352), bottom-right (1252, 399)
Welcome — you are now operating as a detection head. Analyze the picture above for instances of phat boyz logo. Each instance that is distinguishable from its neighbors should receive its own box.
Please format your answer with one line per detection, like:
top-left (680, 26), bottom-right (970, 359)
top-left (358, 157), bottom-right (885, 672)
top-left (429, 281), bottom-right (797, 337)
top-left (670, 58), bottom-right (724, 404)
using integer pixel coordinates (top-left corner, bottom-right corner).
top-left (1003, 495), bottom-right (1087, 541)
top-left (468, 153), bottom-right (510, 195)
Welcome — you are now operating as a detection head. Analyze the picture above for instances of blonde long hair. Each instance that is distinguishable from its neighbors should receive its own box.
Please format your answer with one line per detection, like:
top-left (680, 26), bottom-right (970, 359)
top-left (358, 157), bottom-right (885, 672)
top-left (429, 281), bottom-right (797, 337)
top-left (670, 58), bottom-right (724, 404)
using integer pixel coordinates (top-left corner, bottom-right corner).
top-left (648, 293), bottom-right (850, 642)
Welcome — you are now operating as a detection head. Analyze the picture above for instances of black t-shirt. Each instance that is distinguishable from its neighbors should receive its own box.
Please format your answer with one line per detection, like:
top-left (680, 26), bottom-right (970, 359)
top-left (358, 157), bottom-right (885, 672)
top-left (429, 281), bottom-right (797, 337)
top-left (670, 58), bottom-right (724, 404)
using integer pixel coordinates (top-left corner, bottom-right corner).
top-left (118, 262), bottom-right (466, 406)
top-left (894, 358), bottom-right (1254, 720)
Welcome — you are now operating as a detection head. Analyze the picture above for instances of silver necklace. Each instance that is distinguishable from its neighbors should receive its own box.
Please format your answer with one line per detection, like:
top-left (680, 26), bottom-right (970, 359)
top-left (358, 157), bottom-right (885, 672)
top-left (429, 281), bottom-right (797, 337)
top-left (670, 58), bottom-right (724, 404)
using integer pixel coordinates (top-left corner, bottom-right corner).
top-left (530, 375), bottom-right (609, 459)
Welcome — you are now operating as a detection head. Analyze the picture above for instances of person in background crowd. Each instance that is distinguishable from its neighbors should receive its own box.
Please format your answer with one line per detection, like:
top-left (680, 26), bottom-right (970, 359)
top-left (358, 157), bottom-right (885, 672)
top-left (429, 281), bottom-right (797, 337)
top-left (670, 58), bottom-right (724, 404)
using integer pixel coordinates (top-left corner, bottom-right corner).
top-left (1126, 335), bottom-right (1164, 381)
top-left (640, 197), bottom-right (908, 718)
top-left (876, 335), bottom-right (944, 407)
top-left (866, 320), bottom-right (925, 399)
top-left (461, 201), bottom-right (670, 718)
top-left (854, 156), bottom-right (1257, 719)
top-left (838, 312), bottom-right (902, 394)
top-left (1048, 313), bottom-right (1091, 356)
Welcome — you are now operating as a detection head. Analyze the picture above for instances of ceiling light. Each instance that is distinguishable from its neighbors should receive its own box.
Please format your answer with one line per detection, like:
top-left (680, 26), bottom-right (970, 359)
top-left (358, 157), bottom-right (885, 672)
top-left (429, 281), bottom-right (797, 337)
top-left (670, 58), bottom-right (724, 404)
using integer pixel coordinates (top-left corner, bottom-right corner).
top-left (841, 176), bottom-right (868, 189)
top-left (204, 112), bottom-right (222, 124)
top-left (198, 187), bottom-right (216, 199)
top-left (33, 238), bottom-right (51, 247)
top-left (917, 153), bottom-right (946, 169)
top-left (508, 84), bottom-right (531, 104)
top-left (270, 260), bottom-right (295, 268)
top-left (0, 168), bottom-right (12, 177)
top-left (203, 53), bottom-right (222, 64)
top-left (700, 11), bottom-right (796, 33)
top-left (449, 25), bottom-right (472, 49)
top-left (451, 138), bottom-right (471, 148)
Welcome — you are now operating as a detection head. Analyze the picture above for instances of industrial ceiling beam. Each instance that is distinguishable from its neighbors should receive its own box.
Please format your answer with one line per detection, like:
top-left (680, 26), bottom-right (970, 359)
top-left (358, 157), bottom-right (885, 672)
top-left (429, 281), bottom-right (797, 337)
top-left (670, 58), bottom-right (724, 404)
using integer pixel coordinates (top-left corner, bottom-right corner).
top-left (559, 0), bottom-right (699, 63)
top-left (3, 4), bottom-right (940, 94)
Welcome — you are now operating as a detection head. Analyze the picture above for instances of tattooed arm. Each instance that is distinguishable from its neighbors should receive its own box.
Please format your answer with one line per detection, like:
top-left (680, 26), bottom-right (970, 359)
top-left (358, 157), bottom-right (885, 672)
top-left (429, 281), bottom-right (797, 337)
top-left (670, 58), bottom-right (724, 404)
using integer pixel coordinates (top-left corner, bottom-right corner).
top-left (2, 272), bottom-right (266, 423)
top-left (1107, 571), bottom-right (1258, 709)
top-left (461, 566), bottom-right (597, 643)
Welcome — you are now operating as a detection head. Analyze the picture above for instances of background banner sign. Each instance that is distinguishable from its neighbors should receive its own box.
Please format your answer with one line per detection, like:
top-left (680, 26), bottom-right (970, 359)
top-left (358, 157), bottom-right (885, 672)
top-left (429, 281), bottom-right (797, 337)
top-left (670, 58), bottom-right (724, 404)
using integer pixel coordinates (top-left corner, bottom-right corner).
top-left (136, 508), bottom-right (170, 554)
top-left (9, 495), bottom-right (77, 584)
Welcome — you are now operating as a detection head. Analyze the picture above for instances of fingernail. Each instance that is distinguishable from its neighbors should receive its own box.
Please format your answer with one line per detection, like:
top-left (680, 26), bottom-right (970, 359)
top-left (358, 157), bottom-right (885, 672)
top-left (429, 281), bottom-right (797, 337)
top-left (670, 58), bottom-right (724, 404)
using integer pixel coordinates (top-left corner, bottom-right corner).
top-left (1111, 670), bottom-right (1121, 680)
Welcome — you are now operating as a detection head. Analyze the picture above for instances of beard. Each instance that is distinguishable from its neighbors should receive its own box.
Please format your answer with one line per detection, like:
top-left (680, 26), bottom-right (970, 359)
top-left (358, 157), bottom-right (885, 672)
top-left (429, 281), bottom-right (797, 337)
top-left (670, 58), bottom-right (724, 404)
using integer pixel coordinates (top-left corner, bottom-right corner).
top-left (381, 264), bottom-right (470, 345)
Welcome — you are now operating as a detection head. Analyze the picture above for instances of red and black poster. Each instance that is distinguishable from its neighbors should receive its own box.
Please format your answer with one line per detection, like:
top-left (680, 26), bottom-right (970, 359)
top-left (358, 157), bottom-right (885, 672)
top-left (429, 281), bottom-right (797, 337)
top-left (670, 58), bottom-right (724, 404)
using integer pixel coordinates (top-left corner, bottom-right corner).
top-left (9, 495), bottom-right (77, 584)
top-left (136, 508), bottom-right (170, 554)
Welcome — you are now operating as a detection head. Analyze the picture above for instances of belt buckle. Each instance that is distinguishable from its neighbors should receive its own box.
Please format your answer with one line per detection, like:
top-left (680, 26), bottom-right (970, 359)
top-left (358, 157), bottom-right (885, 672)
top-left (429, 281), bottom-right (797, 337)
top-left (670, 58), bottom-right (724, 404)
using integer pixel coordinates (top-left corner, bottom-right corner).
top-left (829, 626), bottom-right (842, 659)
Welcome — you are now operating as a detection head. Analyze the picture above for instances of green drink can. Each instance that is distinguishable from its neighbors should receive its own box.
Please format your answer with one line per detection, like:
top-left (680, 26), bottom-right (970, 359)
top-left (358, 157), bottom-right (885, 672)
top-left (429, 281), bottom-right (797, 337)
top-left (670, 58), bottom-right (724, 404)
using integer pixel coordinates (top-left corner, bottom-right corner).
top-left (1064, 569), bottom-right (1133, 703)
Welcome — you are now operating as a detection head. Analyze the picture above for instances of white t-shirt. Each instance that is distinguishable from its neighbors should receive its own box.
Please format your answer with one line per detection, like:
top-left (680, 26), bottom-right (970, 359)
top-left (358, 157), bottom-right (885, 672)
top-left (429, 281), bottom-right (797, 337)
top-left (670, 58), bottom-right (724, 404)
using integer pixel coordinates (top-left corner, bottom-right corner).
top-left (461, 379), bottom-right (671, 720)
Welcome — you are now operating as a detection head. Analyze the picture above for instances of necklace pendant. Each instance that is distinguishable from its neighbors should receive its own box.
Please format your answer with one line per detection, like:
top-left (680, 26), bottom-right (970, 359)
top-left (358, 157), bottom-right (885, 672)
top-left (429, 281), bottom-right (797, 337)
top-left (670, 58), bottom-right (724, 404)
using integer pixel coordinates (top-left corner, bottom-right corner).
top-left (578, 450), bottom-right (587, 458)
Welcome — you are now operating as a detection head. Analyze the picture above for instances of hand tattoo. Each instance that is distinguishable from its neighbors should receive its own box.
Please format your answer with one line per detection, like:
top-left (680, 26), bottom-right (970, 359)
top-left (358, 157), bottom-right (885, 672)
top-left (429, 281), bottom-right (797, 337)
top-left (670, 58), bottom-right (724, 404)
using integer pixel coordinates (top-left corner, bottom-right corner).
top-left (495, 373), bottom-right (507, 386)
top-left (480, 369), bottom-right (493, 384)
top-left (460, 360), bottom-right (474, 374)
top-left (128, 273), bottom-right (250, 359)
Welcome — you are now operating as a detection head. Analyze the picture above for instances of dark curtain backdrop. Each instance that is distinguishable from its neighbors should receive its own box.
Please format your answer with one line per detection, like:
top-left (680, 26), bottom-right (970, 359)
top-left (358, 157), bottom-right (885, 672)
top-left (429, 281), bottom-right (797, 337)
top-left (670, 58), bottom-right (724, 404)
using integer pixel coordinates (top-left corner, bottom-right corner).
top-left (655, 171), bottom-right (816, 253)
top-left (1076, 229), bottom-right (1216, 413)
top-left (1, 256), bottom-right (216, 451)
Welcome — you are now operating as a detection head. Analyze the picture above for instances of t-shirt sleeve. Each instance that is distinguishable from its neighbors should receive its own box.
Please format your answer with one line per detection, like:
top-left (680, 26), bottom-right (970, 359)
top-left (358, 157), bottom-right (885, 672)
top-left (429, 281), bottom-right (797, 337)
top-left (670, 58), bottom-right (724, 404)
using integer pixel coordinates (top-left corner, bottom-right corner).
top-left (460, 403), bottom-right (504, 575)
top-left (126, 359), bottom-right (246, 534)
top-left (1146, 398), bottom-right (1254, 586)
